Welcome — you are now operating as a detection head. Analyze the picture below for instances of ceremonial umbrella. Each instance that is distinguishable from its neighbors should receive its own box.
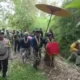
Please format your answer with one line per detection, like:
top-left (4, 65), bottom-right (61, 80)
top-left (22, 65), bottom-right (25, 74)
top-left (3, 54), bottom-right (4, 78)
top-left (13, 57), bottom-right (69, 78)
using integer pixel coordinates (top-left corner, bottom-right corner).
top-left (36, 4), bottom-right (71, 33)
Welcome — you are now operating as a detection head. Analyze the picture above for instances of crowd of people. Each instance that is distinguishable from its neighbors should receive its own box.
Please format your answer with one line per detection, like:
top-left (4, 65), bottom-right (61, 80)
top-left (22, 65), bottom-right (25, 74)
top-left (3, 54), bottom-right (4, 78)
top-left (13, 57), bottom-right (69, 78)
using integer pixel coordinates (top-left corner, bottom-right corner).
top-left (0, 27), bottom-right (80, 79)
top-left (0, 28), bottom-right (55, 78)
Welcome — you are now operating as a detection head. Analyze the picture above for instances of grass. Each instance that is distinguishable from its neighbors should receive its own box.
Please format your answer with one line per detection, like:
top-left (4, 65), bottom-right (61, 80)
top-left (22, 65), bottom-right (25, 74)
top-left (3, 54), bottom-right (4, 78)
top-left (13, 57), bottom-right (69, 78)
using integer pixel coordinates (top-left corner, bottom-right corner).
top-left (0, 60), bottom-right (47, 80)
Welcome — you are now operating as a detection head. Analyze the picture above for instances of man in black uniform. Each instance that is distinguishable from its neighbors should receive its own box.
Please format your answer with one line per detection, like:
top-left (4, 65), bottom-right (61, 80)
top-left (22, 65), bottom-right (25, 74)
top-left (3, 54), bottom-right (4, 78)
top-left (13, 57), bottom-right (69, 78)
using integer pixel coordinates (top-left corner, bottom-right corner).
top-left (32, 29), bottom-right (43, 70)
top-left (14, 31), bottom-right (20, 53)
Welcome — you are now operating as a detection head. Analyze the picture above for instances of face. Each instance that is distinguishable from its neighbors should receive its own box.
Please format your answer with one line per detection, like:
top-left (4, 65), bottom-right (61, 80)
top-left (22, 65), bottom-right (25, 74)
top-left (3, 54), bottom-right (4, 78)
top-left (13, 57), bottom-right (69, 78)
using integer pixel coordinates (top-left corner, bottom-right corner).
top-left (17, 31), bottom-right (19, 34)
top-left (78, 43), bottom-right (80, 49)
top-left (13, 30), bottom-right (15, 34)
top-left (0, 34), bottom-right (4, 40)
top-left (36, 32), bottom-right (40, 37)
top-left (7, 30), bottom-right (9, 34)
top-left (49, 35), bottom-right (53, 40)
top-left (24, 35), bottom-right (28, 41)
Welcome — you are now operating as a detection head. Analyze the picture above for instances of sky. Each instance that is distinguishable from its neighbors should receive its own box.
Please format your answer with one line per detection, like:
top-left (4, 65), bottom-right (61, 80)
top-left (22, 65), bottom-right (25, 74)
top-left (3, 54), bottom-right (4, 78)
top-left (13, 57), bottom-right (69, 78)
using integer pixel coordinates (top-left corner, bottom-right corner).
top-left (47, 0), bottom-right (63, 7)
top-left (0, 0), bottom-right (14, 14)
top-left (37, 0), bottom-right (63, 7)
top-left (0, 0), bottom-right (63, 13)
top-left (0, 0), bottom-right (63, 19)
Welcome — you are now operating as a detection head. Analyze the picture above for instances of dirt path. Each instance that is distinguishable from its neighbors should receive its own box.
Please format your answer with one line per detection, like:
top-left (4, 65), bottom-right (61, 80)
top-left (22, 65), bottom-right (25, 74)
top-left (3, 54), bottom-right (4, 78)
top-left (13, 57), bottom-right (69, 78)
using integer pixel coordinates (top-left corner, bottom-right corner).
top-left (12, 52), bottom-right (80, 80)
top-left (40, 56), bottom-right (80, 80)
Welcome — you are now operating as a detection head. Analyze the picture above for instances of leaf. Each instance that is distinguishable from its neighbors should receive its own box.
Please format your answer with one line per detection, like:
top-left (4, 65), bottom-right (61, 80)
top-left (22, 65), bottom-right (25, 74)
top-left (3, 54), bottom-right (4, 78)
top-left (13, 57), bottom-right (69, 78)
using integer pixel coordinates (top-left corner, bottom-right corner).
top-left (66, 0), bottom-right (80, 8)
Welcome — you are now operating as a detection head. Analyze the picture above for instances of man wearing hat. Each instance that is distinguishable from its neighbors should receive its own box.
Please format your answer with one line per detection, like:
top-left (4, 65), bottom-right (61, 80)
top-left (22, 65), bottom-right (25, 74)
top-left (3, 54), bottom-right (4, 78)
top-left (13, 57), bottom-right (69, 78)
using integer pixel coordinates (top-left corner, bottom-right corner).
top-left (32, 29), bottom-right (43, 69)
top-left (44, 32), bottom-right (54, 66)
top-left (0, 30), bottom-right (11, 78)
top-left (19, 32), bottom-right (31, 52)
top-left (14, 31), bottom-right (20, 53)
top-left (19, 32), bottom-right (31, 61)
top-left (40, 28), bottom-right (43, 38)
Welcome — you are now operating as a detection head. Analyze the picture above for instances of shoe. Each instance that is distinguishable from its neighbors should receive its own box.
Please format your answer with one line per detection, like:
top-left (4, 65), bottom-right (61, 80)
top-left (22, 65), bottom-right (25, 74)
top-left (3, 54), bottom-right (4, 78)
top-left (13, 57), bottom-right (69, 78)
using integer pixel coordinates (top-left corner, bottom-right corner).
top-left (0, 68), bottom-right (2, 72)
top-left (76, 64), bottom-right (80, 66)
top-left (33, 65), bottom-right (38, 70)
top-left (2, 73), bottom-right (6, 78)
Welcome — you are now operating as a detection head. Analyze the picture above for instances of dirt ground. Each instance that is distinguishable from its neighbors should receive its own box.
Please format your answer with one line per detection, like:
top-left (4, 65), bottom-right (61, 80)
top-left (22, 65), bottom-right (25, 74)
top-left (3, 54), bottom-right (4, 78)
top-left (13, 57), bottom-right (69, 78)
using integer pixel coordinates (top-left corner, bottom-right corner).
top-left (40, 56), bottom-right (80, 80)
top-left (12, 51), bottom-right (80, 80)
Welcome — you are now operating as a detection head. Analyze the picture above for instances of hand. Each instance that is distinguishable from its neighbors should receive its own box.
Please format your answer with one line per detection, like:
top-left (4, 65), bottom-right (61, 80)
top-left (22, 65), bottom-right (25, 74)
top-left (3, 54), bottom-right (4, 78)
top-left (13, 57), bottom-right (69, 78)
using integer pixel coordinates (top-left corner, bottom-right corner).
top-left (78, 49), bottom-right (80, 52)
top-left (77, 50), bottom-right (80, 53)
top-left (77, 50), bottom-right (80, 55)
top-left (35, 47), bottom-right (39, 52)
top-left (9, 57), bottom-right (13, 61)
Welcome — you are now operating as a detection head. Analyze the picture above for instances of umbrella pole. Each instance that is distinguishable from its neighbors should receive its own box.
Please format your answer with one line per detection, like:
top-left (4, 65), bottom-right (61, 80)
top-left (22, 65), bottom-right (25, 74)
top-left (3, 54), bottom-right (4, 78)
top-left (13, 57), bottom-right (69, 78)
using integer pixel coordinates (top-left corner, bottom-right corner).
top-left (46, 14), bottom-right (52, 33)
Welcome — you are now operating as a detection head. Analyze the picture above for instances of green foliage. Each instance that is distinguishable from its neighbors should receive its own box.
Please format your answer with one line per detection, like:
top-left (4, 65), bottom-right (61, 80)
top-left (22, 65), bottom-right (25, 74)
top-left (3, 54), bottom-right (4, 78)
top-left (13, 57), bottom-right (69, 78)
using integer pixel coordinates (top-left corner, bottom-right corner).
top-left (0, 21), bottom-right (7, 28)
top-left (0, 1), bottom-right (12, 29)
top-left (9, 0), bottom-right (36, 31)
top-left (0, 60), bottom-right (47, 80)
top-left (51, 0), bottom-right (80, 58)
top-left (66, 0), bottom-right (80, 8)
top-left (30, 17), bottom-right (48, 32)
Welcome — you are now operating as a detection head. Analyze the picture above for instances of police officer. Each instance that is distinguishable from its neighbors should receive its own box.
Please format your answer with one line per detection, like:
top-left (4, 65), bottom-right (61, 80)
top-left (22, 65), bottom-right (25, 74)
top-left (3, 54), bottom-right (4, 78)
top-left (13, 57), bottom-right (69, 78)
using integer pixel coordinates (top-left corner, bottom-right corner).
top-left (0, 30), bottom-right (11, 78)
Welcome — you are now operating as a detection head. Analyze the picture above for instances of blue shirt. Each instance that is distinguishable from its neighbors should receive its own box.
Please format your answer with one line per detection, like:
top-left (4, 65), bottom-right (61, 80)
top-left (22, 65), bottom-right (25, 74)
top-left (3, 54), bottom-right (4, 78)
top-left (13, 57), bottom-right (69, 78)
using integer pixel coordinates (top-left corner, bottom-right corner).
top-left (20, 38), bottom-right (31, 48)
top-left (31, 36), bottom-right (43, 49)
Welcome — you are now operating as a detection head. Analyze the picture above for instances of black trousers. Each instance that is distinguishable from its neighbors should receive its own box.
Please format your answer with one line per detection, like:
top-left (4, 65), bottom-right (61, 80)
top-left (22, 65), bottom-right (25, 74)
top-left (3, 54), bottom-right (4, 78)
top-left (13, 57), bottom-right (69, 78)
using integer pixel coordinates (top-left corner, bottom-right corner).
top-left (0, 58), bottom-right (8, 74)
top-left (44, 53), bottom-right (54, 66)
top-left (14, 40), bottom-right (20, 52)
top-left (33, 49), bottom-right (41, 68)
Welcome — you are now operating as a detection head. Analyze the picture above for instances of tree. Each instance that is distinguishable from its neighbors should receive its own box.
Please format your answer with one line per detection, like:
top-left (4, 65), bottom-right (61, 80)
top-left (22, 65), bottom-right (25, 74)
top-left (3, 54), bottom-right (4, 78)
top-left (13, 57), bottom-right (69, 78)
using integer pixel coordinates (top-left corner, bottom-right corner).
top-left (66, 0), bottom-right (80, 8)
top-left (9, 0), bottom-right (37, 31)
top-left (51, 0), bottom-right (80, 58)
top-left (0, 0), bottom-right (14, 29)
top-left (0, 0), bottom-right (6, 2)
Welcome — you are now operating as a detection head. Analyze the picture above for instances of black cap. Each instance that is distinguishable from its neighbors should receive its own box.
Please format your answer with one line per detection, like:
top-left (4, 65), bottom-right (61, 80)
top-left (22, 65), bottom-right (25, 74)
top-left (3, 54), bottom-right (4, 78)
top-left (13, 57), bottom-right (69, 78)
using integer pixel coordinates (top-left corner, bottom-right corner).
top-left (47, 33), bottom-right (52, 37)
top-left (35, 29), bottom-right (40, 33)
top-left (0, 30), bottom-right (4, 35)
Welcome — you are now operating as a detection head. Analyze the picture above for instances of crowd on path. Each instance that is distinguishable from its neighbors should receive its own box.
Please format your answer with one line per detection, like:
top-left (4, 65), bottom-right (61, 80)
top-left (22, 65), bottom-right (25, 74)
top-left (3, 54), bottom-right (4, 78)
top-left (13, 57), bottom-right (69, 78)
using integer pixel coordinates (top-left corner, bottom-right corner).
top-left (0, 28), bottom-right (80, 79)
top-left (0, 28), bottom-right (55, 78)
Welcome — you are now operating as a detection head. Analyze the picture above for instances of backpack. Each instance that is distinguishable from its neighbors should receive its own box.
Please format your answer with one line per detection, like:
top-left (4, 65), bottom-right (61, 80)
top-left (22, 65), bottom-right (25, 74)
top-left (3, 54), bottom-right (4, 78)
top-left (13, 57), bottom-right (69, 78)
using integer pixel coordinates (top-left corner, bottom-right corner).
top-left (0, 42), bottom-right (7, 56)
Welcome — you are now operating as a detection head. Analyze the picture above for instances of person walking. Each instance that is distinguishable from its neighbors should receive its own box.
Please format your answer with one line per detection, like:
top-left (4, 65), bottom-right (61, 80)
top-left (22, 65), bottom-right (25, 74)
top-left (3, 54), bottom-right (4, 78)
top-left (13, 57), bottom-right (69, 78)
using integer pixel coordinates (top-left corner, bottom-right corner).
top-left (0, 30), bottom-right (11, 78)
top-left (32, 29), bottom-right (43, 70)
